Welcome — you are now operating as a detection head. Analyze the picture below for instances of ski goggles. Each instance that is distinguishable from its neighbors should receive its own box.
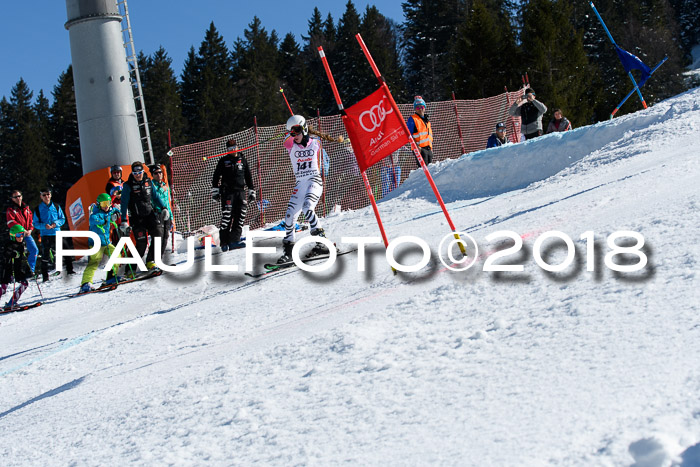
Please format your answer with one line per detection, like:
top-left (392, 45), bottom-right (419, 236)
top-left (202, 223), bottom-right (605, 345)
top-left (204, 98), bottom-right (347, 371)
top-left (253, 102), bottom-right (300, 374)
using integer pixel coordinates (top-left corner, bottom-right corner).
top-left (132, 169), bottom-right (144, 175)
top-left (10, 231), bottom-right (25, 240)
top-left (99, 200), bottom-right (112, 209)
top-left (289, 125), bottom-right (303, 136)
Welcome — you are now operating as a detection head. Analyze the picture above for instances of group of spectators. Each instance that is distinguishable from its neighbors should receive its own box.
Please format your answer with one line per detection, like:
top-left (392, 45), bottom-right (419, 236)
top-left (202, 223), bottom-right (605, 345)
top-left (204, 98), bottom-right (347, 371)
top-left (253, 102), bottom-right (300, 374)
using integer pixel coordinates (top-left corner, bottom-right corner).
top-left (80, 161), bottom-right (174, 292)
top-left (487, 87), bottom-right (572, 148)
top-left (0, 160), bottom-right (175, 305)
top-left (404, 88), bottom-right (573, 161)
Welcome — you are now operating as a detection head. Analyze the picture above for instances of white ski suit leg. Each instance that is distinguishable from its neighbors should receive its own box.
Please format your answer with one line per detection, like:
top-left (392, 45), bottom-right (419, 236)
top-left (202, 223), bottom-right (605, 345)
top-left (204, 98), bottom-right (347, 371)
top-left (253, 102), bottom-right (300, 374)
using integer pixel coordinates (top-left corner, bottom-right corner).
top-left (283, 175), bottom-right (323, 242)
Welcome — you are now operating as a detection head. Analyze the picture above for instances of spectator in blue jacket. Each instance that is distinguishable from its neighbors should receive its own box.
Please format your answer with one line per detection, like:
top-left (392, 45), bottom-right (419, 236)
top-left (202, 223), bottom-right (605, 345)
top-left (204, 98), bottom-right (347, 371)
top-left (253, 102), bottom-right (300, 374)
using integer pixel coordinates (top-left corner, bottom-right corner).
top-left (487, 122), bottom-right (510, 148)
top-left (34, 188), bottom-right (75, 281)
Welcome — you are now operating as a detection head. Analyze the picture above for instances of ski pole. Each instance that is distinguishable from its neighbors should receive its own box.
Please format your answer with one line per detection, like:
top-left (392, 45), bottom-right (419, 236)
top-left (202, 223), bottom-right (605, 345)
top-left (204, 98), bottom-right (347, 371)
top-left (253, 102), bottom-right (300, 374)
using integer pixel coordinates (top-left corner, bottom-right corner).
top-left (202, 132), bottom-right (287, 161)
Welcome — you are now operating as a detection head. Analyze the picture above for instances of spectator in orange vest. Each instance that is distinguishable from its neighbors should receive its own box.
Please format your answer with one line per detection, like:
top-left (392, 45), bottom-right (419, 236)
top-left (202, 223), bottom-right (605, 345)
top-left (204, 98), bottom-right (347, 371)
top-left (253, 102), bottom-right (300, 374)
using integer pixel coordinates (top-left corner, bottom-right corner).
top-left (406, 96), bottom-right (434, 166)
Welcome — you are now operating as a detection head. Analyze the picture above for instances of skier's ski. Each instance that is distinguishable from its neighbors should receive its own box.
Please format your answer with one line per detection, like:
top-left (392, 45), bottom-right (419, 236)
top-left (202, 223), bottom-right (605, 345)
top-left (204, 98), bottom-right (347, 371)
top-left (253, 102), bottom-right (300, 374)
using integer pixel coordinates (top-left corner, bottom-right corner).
top-left (69, 284), bottom-right (118, 298)
top-left (109, 268), bottom-right (163, 286)
top-left (246, 248), bottom-right (357, 278)
top-left (1, 301), bottom-right (43, 314)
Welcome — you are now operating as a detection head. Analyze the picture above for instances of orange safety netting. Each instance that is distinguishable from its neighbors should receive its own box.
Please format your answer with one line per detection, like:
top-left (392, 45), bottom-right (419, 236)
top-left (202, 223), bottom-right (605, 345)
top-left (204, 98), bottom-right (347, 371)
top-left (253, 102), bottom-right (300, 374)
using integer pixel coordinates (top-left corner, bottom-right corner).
top-left (169, 91), bottom-right (523, 235)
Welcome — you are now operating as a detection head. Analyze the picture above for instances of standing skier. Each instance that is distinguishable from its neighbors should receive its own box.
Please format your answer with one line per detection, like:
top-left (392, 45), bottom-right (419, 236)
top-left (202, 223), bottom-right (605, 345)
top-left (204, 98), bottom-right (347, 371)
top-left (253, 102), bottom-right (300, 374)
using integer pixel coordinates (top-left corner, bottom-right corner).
top-left (1, 225), bottom-right (33, 308)
top-left (150, 165), bottom-right (174, 255)
top-left (119, 161), bottom-right (166, 270)
top-left (211, 139), bottom-right (255, 251)
top-left (79, 193), bottom-right (121, 293)
top-left (277, 115), bottom-right (332, 264)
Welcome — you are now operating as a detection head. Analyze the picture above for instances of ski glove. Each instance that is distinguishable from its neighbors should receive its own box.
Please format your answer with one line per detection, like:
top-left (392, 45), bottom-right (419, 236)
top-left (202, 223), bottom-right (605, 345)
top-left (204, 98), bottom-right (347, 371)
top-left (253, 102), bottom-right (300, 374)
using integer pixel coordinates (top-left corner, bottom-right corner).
top-left (163, 209), bottom-right (170, 222)
top-left (248, 189), bottom-right (256, 202)
top-left (211, 187), bottom-right (220, 201)
top-left (119, 222), bottom-right (131, 235)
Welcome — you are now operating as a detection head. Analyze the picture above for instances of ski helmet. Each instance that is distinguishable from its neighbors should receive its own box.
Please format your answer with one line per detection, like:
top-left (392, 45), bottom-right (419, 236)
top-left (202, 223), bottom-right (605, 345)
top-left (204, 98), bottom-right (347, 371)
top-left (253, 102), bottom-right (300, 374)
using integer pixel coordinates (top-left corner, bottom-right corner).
top-left (110, 165), bottom-right (122, 173)
top-left (97, 193), bottom-right (111, 204)
top-left (286, 115), bottom-right (308, 135)
top-left (9, 224), bottom-right (26, 239)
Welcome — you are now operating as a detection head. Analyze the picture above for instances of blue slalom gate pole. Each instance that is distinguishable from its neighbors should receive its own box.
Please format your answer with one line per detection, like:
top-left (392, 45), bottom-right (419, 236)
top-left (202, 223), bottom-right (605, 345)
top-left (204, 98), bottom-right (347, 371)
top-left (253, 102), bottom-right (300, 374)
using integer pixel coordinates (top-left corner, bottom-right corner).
top-left (610, 56), bottom-right (669, 118)
top-left (590, 2), bottom-right (648, 109)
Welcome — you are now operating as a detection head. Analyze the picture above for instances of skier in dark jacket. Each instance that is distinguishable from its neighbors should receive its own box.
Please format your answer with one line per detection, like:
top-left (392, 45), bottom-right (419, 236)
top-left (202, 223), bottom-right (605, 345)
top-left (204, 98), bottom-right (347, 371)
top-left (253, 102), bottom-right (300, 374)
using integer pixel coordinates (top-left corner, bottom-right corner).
top-left (120, 161), bottom-right (166, 270)
top-left (1, 225), bottom-right (33, 309)
top-left (486, 122), bottom-right (510, 148)
top-left (211, 139), bottom-right (255, 251)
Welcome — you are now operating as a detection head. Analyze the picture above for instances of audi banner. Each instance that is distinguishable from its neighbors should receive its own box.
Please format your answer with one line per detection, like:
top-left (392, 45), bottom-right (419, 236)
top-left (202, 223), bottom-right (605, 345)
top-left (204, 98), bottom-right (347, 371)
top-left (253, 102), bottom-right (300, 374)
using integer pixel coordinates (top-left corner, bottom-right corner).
top-left (343, 88), bottom-right (408, 173)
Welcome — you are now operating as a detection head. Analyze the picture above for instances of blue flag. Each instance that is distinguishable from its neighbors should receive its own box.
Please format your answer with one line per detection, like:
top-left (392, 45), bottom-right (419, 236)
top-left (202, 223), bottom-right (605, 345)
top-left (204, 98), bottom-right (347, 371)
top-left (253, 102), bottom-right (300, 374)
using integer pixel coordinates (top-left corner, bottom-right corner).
top-left (615, 46), bottom-right (652, 86)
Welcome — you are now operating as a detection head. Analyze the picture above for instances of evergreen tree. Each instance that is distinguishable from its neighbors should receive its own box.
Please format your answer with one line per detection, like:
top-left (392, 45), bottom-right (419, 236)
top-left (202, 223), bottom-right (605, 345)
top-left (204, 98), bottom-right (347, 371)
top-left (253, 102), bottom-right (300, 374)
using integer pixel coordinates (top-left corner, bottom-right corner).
top-left (49, 66), bottom-right (82, 206)
top-left (669, 0), bottom-right (700, 59)
top-left (140, 47), bottom-right (186, 165)
top-left (359, 6), bottom-right (407, 101)
top-left (452, 0), bottom-right (521, 99)
top-left (301, 9), bottom-right (337, 115)
top-left (521, 0), bottom-right (594, 126)
top-left (231, 17), bottom-right (286, 128)
top-left (0, 79), bottom-right (52, 207)
top-left (279, 33), bottom-right (319, 117)
top-left (402, 0), bottom-right (467, 100)
top-left (335, 1), bottom-right (368, 106)
top-left (179, 23), bottom-right (236, 142)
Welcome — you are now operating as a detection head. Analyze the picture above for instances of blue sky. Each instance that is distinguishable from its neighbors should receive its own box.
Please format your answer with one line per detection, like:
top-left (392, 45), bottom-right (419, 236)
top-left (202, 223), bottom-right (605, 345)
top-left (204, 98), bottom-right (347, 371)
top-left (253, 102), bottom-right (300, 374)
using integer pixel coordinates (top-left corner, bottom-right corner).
top-left (1, 1), bottom-right (405, 103)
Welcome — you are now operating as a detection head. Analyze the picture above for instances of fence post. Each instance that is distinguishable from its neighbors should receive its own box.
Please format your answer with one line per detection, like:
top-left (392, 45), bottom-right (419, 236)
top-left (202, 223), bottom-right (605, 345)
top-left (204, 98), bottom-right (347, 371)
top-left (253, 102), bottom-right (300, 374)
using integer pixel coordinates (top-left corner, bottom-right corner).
top-left (452, 91), bottom-right (466, 155)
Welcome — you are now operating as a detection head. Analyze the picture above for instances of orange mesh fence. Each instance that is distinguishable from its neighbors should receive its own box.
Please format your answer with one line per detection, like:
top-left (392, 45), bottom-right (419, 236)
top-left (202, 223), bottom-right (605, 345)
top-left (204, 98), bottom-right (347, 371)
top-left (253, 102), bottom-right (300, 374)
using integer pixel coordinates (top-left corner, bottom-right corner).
top-left (169, 91), bottom-right (523, 235)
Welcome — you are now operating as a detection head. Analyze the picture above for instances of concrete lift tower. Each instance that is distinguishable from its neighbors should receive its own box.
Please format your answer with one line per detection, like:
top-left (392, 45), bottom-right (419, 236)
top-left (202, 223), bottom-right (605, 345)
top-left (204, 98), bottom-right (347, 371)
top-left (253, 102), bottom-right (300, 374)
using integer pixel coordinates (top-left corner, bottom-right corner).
top-left (64, 0), bottom-right (152, 175)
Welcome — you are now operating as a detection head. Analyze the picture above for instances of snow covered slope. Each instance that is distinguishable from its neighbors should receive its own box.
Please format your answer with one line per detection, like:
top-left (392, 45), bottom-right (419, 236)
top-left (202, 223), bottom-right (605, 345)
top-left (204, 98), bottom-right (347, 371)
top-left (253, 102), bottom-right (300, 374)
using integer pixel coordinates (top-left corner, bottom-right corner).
top-left (1, 87), bottom-right (699, 466)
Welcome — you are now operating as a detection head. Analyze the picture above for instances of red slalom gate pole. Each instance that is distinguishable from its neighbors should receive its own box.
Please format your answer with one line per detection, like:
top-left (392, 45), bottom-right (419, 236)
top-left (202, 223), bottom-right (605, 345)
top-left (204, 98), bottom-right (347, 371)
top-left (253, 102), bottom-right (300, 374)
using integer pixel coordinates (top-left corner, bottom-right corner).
top-left (279, 87), bottom-right (294, 116)
top-left (355, 33), bottom-right (466, 255)
top-left (167, 128), bottom-right (175, 252)
top-left (254, 116), bottom-right (265, 225)
top-left (504, 86), bottom-right (520, 143)
top-left (451, 91), bottom-right (466, 155)
top-left (317, 46), bottom-right (393, 260)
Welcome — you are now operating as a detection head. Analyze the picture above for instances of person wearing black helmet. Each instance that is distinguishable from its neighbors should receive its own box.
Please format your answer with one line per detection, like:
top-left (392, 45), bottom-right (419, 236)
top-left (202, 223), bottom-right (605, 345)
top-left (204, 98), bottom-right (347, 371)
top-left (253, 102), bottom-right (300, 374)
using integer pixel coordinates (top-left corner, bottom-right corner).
top-left (211, 139), bottom-right (255, 251)
top-left (486, 122), bottom-right (510, 148)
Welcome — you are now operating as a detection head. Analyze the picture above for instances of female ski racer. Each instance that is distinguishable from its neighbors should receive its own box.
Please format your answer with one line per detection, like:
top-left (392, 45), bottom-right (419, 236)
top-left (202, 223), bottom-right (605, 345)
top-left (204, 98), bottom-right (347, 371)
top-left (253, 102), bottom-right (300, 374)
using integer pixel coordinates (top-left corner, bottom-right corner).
top-left (277, 115), bottom-right (332, 264)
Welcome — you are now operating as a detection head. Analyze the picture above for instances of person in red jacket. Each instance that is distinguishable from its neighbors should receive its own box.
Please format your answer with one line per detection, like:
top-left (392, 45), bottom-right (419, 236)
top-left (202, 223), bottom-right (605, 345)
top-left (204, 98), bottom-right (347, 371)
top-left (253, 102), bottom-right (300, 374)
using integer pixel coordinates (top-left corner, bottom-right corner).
top-left (5, 190), bottom-right (38, 273)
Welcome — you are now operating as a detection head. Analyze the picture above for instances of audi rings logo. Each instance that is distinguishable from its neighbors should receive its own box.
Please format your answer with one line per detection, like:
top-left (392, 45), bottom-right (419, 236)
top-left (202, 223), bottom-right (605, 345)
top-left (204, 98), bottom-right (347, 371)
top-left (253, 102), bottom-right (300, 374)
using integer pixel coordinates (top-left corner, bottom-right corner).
top-left (359, 98), bottom-right (393, 133)
top-left (294, 149), bottom-right (315, 158)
